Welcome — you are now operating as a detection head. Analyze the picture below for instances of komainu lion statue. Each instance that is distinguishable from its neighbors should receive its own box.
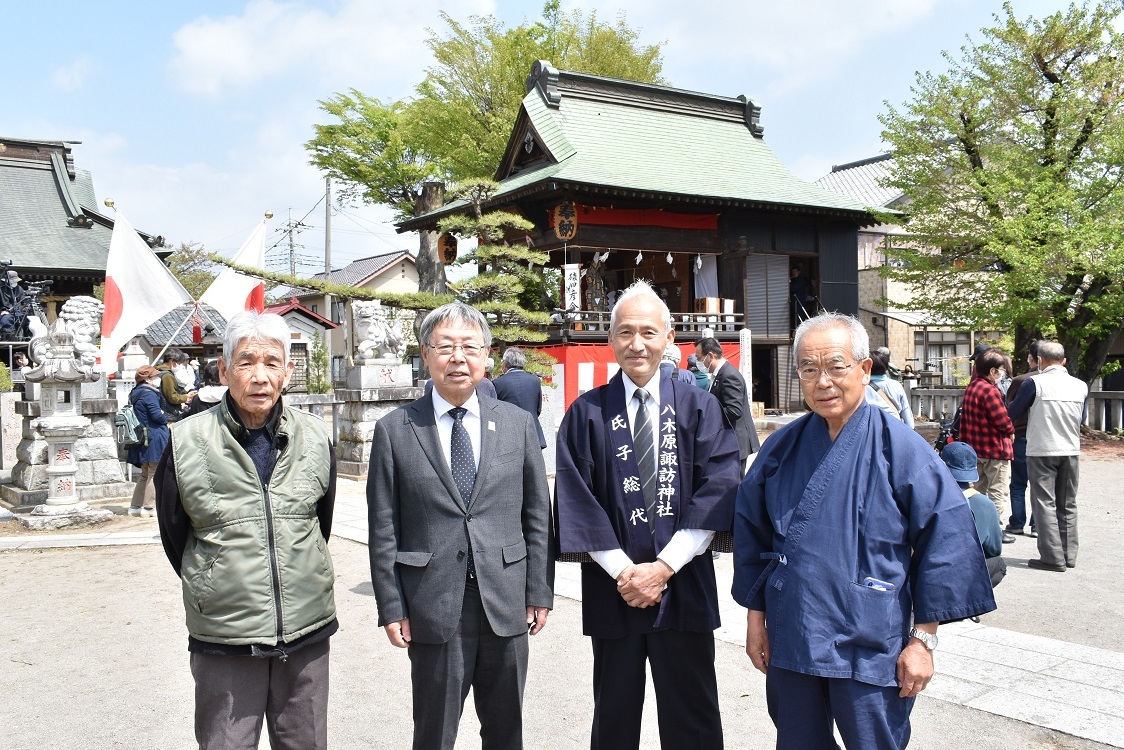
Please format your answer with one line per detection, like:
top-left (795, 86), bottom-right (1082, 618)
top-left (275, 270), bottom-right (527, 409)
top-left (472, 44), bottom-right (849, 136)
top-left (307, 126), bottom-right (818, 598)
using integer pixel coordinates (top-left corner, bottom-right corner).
top-left (353, 300), bottom-right (407, 362)
top-left (29, 296), bottom-right (104, 373)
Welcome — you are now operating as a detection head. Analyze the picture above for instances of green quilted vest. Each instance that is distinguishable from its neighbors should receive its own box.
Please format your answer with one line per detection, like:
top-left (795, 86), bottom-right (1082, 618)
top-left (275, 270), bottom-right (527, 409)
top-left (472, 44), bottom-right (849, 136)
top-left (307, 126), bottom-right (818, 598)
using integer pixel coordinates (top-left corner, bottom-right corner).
top-left (172, 398), bottom-right (335, 645)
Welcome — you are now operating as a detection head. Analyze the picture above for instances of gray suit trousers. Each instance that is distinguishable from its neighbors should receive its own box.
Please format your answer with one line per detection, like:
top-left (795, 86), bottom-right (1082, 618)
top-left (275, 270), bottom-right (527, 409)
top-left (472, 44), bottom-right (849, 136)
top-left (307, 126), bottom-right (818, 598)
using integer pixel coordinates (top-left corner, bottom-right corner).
top-left (1029, 454), bottom-right (1080, 567)
top-left (408, 581), bottom-right (529, 750)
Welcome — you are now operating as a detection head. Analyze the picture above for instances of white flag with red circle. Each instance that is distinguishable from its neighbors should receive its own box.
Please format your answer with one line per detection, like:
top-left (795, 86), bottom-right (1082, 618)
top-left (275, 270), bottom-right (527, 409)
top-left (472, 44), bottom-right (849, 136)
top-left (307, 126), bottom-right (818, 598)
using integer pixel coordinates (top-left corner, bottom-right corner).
top-left (199, 220), bottom-right (268, 322)
top-left (99, 211), bottom-right (193, 372)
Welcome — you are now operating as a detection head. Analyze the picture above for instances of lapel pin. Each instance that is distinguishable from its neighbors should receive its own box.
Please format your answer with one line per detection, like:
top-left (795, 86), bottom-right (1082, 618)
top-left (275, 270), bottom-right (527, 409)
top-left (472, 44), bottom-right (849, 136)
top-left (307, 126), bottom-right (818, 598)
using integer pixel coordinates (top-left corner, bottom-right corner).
top-left (488, 421), bottom-right (496, 431)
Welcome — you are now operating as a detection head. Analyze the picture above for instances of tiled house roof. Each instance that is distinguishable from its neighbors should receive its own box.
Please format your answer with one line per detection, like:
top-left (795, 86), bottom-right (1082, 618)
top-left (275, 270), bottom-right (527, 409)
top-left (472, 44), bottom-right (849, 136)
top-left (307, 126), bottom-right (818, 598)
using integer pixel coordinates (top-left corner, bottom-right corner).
top-left (143, 304), bottom-right (226, 347)
top-left (309, 251), bottom-right (412, 287)
top-left (264, 298), bottom-right (338, 328)
top-left (815, 153), bottom-right (904, 209)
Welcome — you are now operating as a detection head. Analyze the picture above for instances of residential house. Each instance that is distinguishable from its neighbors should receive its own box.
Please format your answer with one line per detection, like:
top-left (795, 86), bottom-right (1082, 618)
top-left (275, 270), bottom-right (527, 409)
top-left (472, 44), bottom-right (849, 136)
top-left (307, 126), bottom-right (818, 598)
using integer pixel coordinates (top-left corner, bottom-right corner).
top-left (262, 298), bottom-right (338, 392)
top-left (293, 250), bottom-right (418, 380)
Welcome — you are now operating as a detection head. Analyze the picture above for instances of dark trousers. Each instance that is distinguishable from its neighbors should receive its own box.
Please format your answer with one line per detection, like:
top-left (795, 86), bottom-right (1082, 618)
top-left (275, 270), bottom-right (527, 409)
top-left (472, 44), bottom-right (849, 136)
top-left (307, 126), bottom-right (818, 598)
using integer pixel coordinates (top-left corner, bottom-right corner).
top-left (767, 666), bottom-right (914, 750)
top-left (590, 629), bottom-right (722, 750)
top-left (1008, 436), bottom-right (1033, 530)
top-left (190, 638), bottom-right (329, 750)
top-left (408, 581), bottom-right (528, 750)
top-left (1030, 454), bottom-right (1080, 567)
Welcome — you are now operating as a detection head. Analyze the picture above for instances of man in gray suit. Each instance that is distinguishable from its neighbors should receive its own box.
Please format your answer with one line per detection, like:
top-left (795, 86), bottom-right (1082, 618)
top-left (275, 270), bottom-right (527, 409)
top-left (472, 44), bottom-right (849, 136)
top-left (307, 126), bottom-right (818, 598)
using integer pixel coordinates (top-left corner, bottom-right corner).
top-left (367, 302), bottom-right (554, 750)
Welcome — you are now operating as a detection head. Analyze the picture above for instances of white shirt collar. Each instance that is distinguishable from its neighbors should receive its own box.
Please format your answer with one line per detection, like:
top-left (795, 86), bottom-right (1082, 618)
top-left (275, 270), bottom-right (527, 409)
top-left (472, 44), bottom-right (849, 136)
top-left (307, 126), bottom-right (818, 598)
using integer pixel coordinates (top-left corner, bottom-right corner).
top-left (622, 372), bottom-right (661, 408)
top-left (432, 388), bottom-right (481, 421)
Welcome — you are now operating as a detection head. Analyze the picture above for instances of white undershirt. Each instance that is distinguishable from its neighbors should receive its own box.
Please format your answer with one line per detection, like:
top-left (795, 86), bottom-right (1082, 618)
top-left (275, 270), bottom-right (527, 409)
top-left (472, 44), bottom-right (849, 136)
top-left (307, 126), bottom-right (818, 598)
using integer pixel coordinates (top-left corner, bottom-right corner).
top-left (431, 389), bottom-right (482, 472)
top-left (588, 372), bottom-right (715, 579)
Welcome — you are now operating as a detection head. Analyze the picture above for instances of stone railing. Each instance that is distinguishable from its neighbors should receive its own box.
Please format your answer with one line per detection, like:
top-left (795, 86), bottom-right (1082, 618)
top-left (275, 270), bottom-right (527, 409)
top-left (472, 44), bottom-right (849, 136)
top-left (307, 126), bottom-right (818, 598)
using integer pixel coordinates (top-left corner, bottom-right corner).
top-left (1086, 390), bottom-right (1124, 432)
top-left (910, 386), bottom-right (1124, 432)
top-left (909, 388), bottom-right (964, 423)
top-left (285, 393), bottom-right (344, 445)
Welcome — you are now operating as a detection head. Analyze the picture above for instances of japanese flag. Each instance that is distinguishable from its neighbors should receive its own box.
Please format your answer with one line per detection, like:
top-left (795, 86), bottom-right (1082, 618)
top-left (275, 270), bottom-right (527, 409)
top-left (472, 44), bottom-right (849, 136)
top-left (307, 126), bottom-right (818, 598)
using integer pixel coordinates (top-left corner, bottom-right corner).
top-left (100, 211), bottom-right (193, 371)
top-left (199, 220), bottom-right (267, 322)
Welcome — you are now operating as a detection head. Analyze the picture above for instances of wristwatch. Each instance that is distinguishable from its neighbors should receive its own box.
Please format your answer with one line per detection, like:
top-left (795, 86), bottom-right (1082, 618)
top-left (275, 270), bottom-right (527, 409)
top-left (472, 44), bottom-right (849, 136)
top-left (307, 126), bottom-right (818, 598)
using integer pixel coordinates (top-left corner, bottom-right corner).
top-left (909, 627), bottom-right (938, 651)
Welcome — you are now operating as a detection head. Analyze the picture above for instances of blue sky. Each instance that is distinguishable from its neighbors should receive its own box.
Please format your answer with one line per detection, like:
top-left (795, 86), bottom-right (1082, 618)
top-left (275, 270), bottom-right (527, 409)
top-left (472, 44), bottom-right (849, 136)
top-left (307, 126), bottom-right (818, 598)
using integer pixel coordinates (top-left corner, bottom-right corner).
top-left (2, 0), bottom-right (1071, 277)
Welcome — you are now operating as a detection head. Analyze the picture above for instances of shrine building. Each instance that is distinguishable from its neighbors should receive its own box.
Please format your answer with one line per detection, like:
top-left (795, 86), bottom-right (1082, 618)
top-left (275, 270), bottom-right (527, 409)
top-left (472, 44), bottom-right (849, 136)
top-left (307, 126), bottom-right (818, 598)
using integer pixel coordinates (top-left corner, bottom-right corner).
top-left (400, 62), bottom-right (874, 410)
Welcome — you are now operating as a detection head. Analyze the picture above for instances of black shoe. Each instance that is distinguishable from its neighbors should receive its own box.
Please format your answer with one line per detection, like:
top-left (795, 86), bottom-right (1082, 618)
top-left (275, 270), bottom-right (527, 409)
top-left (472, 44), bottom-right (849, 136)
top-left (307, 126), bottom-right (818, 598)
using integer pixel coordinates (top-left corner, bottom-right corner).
top-left (1002, 533), bottom-right (1016, 544)
top-left (1027, 559), bottom-right (1066, 572)
top-left (1066, 562), bottom-right (1076, 569)
top-left (1004, 525), bottom-right (1024, 535)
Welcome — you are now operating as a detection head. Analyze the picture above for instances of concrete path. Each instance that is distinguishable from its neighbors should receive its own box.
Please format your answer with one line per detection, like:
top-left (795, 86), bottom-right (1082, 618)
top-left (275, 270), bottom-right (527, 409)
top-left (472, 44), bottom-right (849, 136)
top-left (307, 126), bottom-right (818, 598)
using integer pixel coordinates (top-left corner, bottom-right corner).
top-left (2, 454), bottom-right (1121, 748)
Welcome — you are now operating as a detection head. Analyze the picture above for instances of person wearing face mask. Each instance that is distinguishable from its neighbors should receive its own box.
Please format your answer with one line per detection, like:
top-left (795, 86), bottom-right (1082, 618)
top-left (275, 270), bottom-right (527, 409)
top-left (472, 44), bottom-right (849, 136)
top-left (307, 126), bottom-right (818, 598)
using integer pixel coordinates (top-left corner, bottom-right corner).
top-left (695, 337), bottom-right (760, 470)
top-left (958, 348), bottom-right (1016, 544)
top-left (156, 349), bottom-right (196, 421)
top-left (126, 365), bottom-right (170, 518)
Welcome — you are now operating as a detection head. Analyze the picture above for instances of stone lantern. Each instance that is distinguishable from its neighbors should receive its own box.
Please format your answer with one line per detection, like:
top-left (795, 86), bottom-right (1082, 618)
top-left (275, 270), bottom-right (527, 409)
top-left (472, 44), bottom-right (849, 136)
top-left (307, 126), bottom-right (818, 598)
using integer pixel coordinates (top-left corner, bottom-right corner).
top-left (17, 319), bottom-right (112, 529)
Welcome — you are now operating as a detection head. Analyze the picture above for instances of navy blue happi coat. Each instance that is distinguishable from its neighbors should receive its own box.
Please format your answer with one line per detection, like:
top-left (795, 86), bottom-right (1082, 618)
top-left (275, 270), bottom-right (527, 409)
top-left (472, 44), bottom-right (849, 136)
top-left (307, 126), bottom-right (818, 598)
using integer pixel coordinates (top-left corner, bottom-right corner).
top-left (556, 373), bottom-right (742, 639)
top-left (732, 403), bottom-right (996, 688)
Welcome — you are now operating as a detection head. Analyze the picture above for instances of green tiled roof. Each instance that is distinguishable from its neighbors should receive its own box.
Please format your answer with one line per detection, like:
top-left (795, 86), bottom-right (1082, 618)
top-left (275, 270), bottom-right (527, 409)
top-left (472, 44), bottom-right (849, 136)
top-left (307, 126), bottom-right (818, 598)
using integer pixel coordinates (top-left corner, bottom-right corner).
top-left (401, 66), bottom-right (869, 230)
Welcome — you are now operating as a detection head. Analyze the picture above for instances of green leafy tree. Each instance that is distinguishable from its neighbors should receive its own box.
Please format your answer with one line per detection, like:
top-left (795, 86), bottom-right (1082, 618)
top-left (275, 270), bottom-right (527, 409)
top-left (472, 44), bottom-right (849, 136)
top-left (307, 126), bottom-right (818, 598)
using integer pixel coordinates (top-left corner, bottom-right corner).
top-left (166, 242), bottom-right (219, 300)
top-left (307, 332), bottom-right (332, 395)
top-left (880, 1), bottom-right (1124, 384)
top-left (411, 3), bottom-right (665, 181)
top-left (305, 2), bottom-right (664, 294)
top-left (438, 180), bottom-right (553, 367)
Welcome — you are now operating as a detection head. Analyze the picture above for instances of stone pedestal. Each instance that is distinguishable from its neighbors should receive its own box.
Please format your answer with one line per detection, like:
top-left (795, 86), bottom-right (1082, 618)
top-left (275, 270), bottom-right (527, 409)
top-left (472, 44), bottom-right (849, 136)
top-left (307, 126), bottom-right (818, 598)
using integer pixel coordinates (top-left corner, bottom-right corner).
top-left (2, 398), bottom-right (132, 508)
top-left (346, 362), bottom-right (413, 390)
top-left (18, 501), bottom-right (113, 530)
top-left (334, 386), bottom-right (421, 478)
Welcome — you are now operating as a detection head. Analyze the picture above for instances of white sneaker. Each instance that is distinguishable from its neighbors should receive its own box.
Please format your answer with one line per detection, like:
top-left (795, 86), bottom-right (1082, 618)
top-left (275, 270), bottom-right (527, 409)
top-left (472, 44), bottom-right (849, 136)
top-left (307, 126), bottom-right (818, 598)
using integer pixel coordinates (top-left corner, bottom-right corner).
top-left (140, 508), bottom-right (156, 518)
top-left (127, 507), bottom-right (142, 517)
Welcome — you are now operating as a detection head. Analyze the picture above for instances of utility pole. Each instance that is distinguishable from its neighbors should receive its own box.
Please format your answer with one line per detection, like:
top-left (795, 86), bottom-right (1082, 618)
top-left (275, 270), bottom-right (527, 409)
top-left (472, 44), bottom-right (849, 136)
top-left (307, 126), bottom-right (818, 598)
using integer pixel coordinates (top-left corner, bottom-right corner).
top-left (282, 209), bottom-right (308, 276)
top-left (324, 177), bottom-right (334, 379)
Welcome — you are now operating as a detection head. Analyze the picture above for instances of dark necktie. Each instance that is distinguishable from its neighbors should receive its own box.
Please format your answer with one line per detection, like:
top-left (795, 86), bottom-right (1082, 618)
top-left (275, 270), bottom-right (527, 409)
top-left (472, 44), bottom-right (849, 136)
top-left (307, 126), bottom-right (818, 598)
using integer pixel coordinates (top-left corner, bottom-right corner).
top-left (449, 407), bottom-right (477, 577)
top-left (449, 407), bottom-right (477, 504)
top-left (632, 389), bottom-right (658, 533)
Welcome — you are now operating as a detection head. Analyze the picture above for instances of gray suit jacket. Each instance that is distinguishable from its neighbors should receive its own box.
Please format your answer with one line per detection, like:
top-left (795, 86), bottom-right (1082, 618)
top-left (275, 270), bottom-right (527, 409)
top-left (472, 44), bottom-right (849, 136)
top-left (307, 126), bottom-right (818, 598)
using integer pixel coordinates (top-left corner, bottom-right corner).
top-left (367, 392), bottom-right (554, 643)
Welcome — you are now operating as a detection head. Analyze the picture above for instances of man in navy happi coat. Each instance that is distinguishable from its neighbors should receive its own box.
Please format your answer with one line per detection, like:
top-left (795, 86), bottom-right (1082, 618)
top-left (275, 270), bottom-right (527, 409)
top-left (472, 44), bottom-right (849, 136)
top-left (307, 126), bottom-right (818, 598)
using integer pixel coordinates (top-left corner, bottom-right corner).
top-left (733, 312), bottom-right (995, 750)
top-left (556, 280), bottom-right (742, 750)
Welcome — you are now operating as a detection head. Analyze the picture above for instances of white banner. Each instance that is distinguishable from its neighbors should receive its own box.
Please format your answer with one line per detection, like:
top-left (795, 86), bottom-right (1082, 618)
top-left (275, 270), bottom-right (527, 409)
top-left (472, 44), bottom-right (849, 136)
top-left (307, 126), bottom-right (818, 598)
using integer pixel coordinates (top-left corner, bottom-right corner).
top-left (563, 263), bottom-right (580, 311)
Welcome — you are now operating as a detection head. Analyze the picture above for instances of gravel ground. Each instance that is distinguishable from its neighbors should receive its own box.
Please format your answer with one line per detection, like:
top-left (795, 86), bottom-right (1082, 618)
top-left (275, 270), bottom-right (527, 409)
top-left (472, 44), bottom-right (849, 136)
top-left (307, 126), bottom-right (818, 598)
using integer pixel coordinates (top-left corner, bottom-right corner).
top-left (1, 532), bottom-right (1115, 749)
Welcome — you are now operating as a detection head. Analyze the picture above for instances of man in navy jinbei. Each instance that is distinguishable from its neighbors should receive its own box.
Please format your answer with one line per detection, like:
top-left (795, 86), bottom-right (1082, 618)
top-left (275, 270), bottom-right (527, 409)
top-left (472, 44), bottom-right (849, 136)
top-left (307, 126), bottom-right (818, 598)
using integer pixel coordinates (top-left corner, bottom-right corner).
top-left (733, 311), bottom-right (995, 749)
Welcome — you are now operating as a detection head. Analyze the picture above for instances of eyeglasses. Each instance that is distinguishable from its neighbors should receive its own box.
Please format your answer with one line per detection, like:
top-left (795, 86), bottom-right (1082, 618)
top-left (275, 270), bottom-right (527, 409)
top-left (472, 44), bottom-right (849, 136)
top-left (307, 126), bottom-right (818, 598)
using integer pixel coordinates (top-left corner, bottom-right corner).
top-left (428, 342), bottom-right (486, 359)
top-left (796, 362), bottom-right (857, 382)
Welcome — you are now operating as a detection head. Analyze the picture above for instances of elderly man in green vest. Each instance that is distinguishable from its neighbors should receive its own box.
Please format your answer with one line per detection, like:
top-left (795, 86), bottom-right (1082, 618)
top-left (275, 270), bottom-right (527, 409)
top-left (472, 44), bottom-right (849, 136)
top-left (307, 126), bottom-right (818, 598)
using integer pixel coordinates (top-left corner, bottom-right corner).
top-left (156, 311), bottom-right (337, 750)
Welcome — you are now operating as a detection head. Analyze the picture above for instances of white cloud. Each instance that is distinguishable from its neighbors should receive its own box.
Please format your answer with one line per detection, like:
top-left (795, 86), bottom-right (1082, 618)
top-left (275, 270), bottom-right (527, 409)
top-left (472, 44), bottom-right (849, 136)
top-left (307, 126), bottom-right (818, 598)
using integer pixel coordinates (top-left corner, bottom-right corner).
top-left (50, 58), bottom-right (93, 91)
top-left (78, 107), bottom-right (409, 273)
top-left (574, 0), bottom-right (941, 94)
top-left (170, 0), bottom-right (494, 98)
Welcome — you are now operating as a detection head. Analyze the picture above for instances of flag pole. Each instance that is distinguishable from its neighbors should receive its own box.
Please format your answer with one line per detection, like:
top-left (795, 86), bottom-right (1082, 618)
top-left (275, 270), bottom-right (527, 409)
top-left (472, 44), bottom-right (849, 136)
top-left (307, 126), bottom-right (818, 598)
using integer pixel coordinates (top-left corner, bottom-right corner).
top-left (151, 306), bottom-right (198, 365)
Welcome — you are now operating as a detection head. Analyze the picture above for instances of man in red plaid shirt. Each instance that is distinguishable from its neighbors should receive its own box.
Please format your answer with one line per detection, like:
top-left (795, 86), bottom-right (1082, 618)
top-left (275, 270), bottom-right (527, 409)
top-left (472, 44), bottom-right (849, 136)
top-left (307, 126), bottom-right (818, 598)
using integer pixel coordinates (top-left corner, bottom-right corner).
top-left (959, 348), bottom-right (1015, 543)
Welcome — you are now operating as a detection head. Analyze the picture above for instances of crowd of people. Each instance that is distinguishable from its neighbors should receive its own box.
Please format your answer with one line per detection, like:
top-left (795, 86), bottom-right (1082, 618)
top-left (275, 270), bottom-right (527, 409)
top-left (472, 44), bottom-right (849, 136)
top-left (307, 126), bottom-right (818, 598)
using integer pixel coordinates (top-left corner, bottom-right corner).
top-left (129, 293), bottom-right (1087, 750)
